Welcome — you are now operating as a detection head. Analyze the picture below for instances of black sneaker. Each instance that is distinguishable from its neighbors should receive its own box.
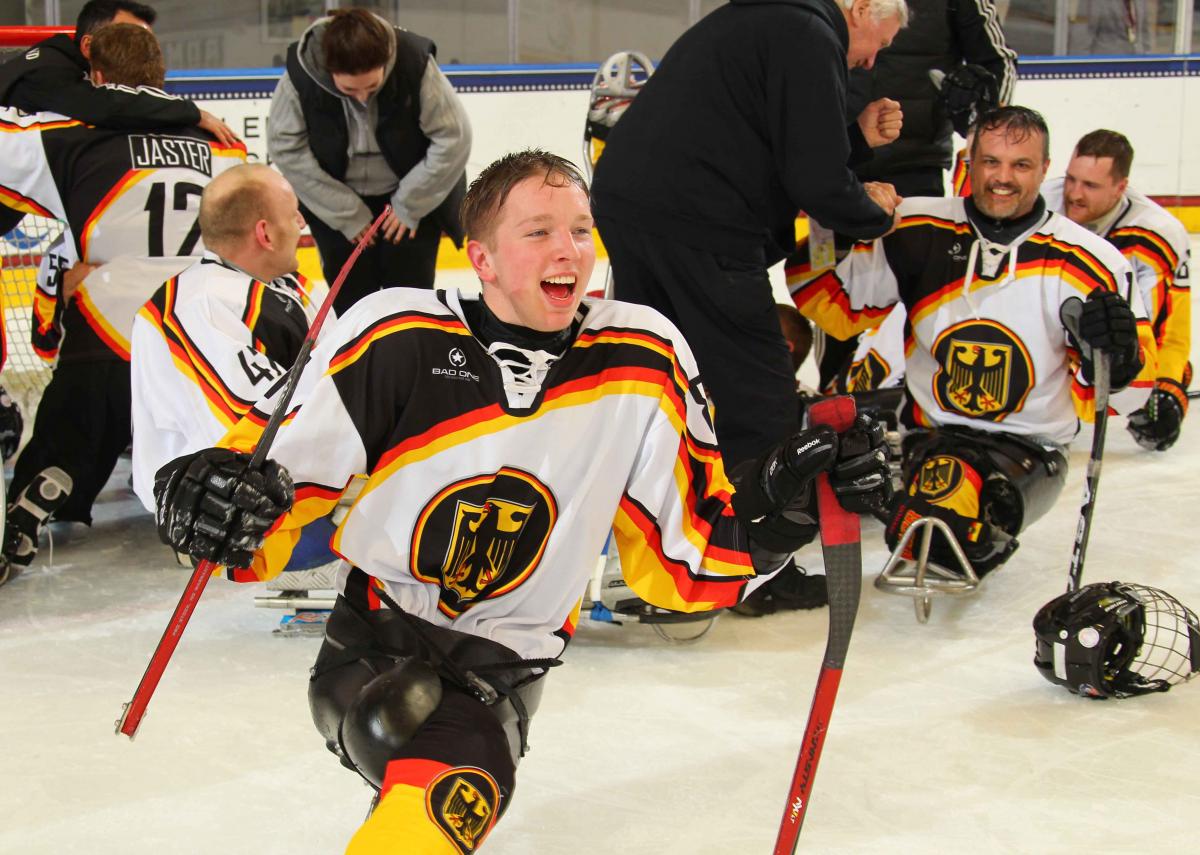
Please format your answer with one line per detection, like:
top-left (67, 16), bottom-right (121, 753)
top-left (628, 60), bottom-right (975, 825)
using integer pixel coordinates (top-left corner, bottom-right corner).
top-left (731, 564), bottom-right (828, 616)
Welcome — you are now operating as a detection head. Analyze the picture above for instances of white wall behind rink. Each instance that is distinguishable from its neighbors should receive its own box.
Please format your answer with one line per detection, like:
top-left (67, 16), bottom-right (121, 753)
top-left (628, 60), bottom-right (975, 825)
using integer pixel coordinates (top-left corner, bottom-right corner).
top-left (195, 73), bottom-right (1200, 203)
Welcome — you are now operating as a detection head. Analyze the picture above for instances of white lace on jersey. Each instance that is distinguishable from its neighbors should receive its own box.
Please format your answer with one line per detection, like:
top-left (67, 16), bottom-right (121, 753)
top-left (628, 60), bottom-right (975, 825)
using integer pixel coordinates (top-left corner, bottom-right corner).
top-left (486, 341), bottom-right (561, 409)
top-left (962, 211), bottom-right (1051, 316)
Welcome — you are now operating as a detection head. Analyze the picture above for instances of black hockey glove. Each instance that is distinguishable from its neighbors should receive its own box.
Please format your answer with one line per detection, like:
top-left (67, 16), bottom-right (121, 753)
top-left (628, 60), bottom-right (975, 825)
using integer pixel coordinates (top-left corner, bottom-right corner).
top-left (153, 448), bottom-right (294, 569)
top-left (1075, 287), bottom-right (1142, 390)
top-left (828, 412), bottom-right (893, 514)
top-left (0, 386), bottom-right (22, 461)
top-left (731, 413), bottom-right (892, 569)
top-left (1127, 379), bottom-right (1187, 451)
top-left (731, 426), bottom-right (838, 569)
top-left (935, 63), bottom-right (1000, 137)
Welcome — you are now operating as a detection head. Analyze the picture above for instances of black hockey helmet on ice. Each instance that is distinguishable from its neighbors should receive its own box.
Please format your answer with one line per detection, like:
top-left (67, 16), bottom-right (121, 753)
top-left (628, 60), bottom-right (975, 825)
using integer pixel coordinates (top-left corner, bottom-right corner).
top-left (1033, 581), bottom-right (1200, 699)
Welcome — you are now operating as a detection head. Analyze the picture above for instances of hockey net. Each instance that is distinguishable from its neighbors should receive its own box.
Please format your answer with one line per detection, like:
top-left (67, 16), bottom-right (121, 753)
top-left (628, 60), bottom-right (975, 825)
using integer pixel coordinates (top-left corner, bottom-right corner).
top-left (0, 28), bottom-right (73, 418)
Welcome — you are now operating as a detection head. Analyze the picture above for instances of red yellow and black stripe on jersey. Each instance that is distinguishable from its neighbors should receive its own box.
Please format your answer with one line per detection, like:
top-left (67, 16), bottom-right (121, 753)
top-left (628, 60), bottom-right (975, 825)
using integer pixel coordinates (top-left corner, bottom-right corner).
top-left (141, 276), bottom-right (264, 426)
top-left (1110, 226), bottom-right (1181, 279)
top-left (242, 279), bottom-right (268, 345)
top-left (0, 182), bottom-right (56, 218)
top-left (0, 116), bottom-right (84, 133)
top-left (72, 284), bottom-right (132, 359)
top-left (791, 268), bottom-right (894, 340)
top-left (1108, 226), bottom-right (1184, 333)
top-left (613, 492), bottom-right (750, 613)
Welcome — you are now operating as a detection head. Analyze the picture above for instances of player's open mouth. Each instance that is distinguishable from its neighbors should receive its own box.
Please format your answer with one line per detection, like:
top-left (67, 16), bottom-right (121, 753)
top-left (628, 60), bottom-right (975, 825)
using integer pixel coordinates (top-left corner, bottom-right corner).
top-left (541, 275), bottom-right (576, 302)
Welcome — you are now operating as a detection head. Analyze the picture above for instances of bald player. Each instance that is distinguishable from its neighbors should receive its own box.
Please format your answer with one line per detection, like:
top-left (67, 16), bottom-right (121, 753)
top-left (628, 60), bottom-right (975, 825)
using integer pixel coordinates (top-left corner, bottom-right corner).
top-left (130, 164), bottom-right (317, 512)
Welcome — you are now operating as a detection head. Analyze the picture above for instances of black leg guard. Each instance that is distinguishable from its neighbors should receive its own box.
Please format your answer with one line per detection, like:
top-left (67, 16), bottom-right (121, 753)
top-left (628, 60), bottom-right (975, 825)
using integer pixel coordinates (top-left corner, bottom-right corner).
top-left (309, 590), bottom-right (549, 789)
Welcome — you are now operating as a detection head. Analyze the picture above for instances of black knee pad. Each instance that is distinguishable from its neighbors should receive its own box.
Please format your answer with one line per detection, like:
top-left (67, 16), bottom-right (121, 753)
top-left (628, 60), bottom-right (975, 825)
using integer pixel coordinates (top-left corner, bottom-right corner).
top-left (340, 657), bottom-right (443, 789)
top-left (308, 653), bottom-right (394, 759)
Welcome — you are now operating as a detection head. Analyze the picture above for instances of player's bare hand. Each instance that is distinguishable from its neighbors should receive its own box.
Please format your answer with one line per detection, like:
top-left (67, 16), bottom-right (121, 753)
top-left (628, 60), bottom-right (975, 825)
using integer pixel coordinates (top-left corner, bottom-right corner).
top-left (62, 262), bottom-right (96, 303)
top-left (380, 210), bottom-right (413, 244)
top-left (864, 181), bottom-right (902, 213)
top-left (197, 110), bottom-right (241, 148)
top-left (858, 98), bottom-right (903, 147)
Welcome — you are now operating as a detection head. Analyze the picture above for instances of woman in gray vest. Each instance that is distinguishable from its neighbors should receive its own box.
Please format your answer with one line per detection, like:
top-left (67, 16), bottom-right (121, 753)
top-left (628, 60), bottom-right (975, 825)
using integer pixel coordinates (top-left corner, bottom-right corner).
top-left (268, 8), bottom-right (470, 314)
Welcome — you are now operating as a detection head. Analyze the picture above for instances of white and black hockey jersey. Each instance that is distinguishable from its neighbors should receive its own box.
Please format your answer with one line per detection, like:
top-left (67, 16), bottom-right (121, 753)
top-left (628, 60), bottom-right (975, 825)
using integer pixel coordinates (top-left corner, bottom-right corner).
top-left (789, 197), bottom-right (1157, 445)
top-left (220, 288), bottom-right (756, 661)
top-left (0, 105), bottom-right (247, 361)
top-left (129, 253), bottom-right (323, 511)
top-left (1042, 177), bottom-right (1191, 388)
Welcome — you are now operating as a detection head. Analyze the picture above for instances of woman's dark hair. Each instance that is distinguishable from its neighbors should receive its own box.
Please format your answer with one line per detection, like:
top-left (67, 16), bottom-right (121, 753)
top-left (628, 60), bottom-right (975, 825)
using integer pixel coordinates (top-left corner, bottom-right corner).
top-left (322, 8), bottom-right (392, 75)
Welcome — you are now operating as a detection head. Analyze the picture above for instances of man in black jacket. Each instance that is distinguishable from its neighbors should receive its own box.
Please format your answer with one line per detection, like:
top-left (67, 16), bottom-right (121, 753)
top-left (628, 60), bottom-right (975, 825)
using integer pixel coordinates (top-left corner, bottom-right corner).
top-left (591, 0), bottom-right (909, 614)
top-left (267, 8), bottom-right (470, 314)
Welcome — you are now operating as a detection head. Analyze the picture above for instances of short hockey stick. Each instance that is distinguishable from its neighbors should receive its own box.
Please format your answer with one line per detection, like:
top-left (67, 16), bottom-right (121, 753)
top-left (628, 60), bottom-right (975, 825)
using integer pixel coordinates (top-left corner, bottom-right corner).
top-left (1059, 297), bottom-right (1112, 594)
top-left (773, 395), bottom-right (861, 854)
top-left (116, 206), bottom-right (391, 739)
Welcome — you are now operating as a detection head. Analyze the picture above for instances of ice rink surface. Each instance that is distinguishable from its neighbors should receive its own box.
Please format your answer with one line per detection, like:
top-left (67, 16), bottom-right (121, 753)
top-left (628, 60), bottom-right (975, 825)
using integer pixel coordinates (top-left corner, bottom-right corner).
top-left (2, 261), bottom-right (1198, 854)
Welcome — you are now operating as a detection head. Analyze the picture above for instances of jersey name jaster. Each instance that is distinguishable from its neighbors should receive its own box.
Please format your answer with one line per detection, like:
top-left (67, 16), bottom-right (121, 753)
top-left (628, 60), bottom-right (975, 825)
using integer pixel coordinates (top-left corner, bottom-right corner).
top-left (127, 134), bottom-right (213, 175)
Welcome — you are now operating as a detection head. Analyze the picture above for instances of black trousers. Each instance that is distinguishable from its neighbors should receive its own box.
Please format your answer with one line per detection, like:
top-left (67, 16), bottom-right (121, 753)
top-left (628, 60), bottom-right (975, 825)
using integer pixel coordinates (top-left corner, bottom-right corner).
top-left (303, 194), bottom-right (443, 316)
top-left (596, 217), bottom-right (798, 468)
top-left (8, 359), bottom-right (131, 525)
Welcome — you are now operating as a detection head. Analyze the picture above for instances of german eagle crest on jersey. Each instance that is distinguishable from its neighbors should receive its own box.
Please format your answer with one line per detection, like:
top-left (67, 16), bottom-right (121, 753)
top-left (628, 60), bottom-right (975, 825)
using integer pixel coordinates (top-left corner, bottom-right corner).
top-left (931, 320), bottom-right (1033, 421)
top-left (847, 348), bottom-right (891, 392)
top-left (411, 467), bottom-right (558, 617)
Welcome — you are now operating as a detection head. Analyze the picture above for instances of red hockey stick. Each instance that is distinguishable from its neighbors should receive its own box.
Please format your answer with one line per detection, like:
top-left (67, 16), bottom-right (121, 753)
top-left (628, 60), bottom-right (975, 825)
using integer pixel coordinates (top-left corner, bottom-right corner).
top-left (116, 206), bottom-right (391, 739)
top-left (773, 395), bottom-right (861, 854)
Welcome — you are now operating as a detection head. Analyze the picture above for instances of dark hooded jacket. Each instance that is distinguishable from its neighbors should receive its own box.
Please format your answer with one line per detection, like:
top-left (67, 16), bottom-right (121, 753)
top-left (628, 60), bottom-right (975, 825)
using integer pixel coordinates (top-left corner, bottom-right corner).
top-left (591, 0), bottom-right (891, 265)
top-left (0, 34), bottom-right (199, 129)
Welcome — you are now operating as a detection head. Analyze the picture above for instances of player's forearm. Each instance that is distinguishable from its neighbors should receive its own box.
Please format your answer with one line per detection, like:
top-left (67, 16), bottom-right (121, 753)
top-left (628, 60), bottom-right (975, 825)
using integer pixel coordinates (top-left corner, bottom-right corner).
top-left (1155, 289), bottom-right (1191, 385)
top-left (17, 77), bottom-right (201, 130)
top-left (957, 0), bottom-right (1018, 103)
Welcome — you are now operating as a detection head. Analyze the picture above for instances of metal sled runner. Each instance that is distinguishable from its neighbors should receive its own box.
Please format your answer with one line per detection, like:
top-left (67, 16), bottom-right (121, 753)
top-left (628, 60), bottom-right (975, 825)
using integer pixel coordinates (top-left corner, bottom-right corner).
top-left (874, 515), bottom-right (981, 623)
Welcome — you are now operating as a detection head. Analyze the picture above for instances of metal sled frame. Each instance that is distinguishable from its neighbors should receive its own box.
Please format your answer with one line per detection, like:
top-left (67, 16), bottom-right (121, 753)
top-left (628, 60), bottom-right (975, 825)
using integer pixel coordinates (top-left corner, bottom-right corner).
top-left (875, 515), bottom-right (981, 623)
top-left (583, 534), bottom-right (719, 643)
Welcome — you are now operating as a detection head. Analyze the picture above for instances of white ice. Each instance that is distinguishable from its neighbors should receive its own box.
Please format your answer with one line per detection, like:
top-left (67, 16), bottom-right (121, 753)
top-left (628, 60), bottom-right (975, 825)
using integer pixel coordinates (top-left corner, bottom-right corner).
top-left (2, 261), bottom-right (1197, 855)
